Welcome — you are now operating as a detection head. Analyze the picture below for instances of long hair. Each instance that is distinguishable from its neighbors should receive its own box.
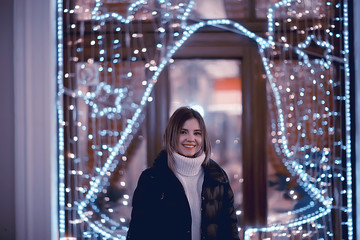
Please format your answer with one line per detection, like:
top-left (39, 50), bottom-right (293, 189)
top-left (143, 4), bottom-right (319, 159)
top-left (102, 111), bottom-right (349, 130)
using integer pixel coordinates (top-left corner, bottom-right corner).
top-left (163, 106), bottom-right (212, 166)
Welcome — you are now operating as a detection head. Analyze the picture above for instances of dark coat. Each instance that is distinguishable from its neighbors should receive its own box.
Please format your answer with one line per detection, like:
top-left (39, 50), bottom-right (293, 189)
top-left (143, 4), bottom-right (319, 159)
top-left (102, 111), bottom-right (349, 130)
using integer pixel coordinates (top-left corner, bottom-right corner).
top-left (126, 150), bottom-right (240, 240)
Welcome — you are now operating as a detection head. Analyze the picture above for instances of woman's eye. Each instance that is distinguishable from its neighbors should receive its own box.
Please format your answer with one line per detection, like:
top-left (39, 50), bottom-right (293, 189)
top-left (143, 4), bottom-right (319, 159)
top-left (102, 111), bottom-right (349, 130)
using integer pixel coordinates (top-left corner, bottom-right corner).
top-left (195, 132), bottom-right (201, 136)
top-left (180, 130), bottom-right (187, 134)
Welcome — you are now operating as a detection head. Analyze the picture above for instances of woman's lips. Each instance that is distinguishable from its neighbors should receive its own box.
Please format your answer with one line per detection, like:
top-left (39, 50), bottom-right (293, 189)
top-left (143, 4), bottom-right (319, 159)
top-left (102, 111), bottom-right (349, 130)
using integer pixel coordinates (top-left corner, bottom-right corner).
top-left (183, 144), bottom-right (196, 149)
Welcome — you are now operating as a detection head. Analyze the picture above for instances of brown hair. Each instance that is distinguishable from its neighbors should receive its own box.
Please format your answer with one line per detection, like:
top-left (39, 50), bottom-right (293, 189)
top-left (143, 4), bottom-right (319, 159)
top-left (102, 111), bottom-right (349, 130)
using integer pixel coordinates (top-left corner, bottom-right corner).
top-left (163, 106), bottom-right (212, 165)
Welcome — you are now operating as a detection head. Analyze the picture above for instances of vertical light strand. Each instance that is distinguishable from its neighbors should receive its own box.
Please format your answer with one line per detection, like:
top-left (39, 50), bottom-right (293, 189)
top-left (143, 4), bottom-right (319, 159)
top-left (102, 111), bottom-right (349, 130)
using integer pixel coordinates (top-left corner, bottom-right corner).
top-left (342, 1), bottom-right (353, 239)
top-left (56, 0), bottom-right (65, 237)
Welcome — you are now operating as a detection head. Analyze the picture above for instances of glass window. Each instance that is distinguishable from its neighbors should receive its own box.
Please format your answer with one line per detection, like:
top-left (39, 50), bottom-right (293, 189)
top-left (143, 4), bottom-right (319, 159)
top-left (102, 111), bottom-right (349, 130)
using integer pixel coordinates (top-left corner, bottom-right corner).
top-left (169, 59), bottom-right (243, 220)
top-left (192, 0), bottom-right (249, 19)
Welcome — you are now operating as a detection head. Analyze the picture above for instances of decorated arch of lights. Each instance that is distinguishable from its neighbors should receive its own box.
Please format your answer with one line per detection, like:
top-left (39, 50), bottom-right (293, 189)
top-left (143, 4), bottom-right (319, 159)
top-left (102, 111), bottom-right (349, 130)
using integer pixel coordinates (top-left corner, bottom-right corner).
top-left (57, 0), bottom-right (353, 239)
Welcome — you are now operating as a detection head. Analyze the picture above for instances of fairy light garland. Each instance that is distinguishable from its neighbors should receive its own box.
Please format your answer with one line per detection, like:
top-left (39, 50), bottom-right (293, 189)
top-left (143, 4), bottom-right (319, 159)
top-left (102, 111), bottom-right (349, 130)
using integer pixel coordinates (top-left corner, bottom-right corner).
top-left (57, 0), bottom-right (353, 239)
top-left (57, 0), bottom-right (66, 235)
top-left (342, 2), bottom-right (353, 239)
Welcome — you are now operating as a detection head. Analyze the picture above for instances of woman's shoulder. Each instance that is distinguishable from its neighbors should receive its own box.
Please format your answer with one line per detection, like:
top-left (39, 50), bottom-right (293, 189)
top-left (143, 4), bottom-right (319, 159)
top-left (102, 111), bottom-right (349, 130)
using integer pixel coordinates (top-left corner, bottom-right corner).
top-left (206, 159), bottom-right (226, 173)
top-left (139, 167), bottom-right (156, 179)
top-left (138, 151), bottom-right (169, 181)
top-left (204, 159), bottom-right (230, 184)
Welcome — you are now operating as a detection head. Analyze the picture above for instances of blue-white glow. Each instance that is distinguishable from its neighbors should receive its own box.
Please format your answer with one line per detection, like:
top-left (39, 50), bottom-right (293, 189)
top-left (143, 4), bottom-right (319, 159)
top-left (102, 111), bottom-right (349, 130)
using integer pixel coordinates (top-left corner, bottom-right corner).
top-left (57, 0), bottom-right (353, 239)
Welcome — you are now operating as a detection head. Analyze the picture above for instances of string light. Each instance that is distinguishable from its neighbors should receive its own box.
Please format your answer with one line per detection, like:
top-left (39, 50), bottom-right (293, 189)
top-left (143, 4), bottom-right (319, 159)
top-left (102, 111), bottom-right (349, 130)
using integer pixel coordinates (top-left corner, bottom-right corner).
top-left (57, 0), bottom-right (66, 235)
top-left (57, 0), bottom-right (353, 239)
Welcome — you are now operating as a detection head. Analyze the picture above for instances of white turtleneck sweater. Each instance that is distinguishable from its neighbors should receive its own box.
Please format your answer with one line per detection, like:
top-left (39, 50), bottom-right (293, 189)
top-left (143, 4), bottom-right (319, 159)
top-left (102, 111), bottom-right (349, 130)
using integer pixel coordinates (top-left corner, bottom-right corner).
top-left (172, 151), bottom-right (205, 240)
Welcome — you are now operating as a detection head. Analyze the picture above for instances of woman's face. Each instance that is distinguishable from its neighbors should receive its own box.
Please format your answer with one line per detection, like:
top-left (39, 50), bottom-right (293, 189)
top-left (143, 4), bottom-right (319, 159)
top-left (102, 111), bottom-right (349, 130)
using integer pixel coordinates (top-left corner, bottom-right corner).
top-left (176, 118), bottom-right (203, 157)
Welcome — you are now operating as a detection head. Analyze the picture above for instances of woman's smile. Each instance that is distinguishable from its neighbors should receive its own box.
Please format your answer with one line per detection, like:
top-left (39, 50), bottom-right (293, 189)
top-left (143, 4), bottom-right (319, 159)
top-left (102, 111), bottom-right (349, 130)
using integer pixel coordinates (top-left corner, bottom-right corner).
top-left (177, 118), bottom-right (203, 157)
top-left (183, 144), bottom-right (196, 149)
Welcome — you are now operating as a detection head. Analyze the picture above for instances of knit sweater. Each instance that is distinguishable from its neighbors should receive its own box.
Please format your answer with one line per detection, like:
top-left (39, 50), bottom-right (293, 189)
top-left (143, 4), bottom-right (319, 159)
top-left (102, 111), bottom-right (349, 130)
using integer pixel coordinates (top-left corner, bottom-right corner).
top-left (172, 151), bottom-right (205, 240)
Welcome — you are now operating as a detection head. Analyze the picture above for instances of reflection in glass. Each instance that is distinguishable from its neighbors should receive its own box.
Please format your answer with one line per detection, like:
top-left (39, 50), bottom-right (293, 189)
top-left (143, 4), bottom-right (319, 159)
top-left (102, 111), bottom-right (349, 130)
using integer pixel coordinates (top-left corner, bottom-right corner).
top-left (256, 0), bottom-right (327, 19)
top-left (192, 0), bottom-right (249, 19)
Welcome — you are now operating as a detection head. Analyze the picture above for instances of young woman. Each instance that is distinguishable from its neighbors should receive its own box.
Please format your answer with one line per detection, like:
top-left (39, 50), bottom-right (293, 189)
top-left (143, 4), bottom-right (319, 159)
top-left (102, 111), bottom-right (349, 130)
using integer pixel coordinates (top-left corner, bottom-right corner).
top-left (126, 106), bottom-right (239, 240)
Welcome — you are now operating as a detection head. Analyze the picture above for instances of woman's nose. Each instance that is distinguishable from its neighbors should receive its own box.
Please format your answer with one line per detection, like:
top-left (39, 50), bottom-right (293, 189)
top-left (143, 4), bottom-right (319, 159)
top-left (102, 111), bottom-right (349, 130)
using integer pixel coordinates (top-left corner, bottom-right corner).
top-left (187, 133), bottom-right (195, 141)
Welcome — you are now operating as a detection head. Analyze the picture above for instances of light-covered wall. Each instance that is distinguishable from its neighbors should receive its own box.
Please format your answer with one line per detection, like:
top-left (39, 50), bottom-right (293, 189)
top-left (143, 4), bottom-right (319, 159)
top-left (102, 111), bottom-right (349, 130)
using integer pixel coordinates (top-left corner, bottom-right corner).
top-left (0, 0), bottom-right (358, 239)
